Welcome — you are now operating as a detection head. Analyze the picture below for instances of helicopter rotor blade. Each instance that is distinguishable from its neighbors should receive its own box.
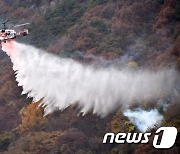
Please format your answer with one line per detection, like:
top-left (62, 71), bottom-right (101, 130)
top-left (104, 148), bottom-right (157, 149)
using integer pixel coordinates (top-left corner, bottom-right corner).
top-left (2, 20), bottom-right (9, 24)
top-left (13, 23), bottom-right (30, 28)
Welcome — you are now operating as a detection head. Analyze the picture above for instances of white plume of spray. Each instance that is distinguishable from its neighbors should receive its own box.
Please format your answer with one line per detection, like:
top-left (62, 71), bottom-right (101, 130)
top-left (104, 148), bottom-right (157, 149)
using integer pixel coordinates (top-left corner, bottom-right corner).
top-left (1, 41), bottom-right (178, 119)
top-left (124, 108), bottom-right (163, 132)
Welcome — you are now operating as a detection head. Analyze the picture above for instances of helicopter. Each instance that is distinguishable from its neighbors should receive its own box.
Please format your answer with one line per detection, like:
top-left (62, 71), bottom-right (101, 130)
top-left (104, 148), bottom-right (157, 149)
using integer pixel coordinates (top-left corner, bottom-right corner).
top-left (0, 20), bottom-right (29, 44)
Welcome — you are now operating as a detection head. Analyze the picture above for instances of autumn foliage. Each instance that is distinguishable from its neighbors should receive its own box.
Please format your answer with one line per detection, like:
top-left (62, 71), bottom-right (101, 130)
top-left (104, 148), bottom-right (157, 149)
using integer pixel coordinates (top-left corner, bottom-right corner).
top-left (0, 0), bottom-right (179, 153)
top-left (19, 100), bottom-right (46, 133)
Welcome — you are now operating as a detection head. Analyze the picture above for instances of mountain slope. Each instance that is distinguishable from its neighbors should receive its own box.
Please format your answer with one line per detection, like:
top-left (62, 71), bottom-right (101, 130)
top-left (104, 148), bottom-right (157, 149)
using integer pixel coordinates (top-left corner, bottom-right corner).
top-left (0, 0), bottom-right (179, 153)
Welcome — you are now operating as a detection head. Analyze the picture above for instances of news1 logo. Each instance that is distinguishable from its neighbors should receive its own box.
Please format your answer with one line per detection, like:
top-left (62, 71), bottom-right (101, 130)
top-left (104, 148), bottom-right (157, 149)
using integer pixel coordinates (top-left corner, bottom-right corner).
top-left (103, 127), bottom-right (177, 149)
top-left (153, 127), bottom-right (177, 148)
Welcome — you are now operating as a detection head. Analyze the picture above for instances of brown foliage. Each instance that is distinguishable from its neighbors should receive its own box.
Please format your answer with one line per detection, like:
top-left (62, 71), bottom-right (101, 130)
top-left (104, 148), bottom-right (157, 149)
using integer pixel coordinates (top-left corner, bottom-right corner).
top-left (76, 37), bottom-right (92, 51)
top-left (0, 0), bottom-right (179, 153)
top-left (164, 97), bottom-right (180, 122)
top-left (19, 100), bottom-right (46, 133)
top-left (172, 36), bottom-right (180, 57)
top-left (0, 1), bottom-right (9, 14)
top-left (8, 131), bottom-right (63, 154)
top-left (10, 7), bottom-right (32, 20)
top-left (54, 129), bottom-right (88, 153)
top-left (112, 21), bottom-right (131, 37)
top-left (153, 0), bottom-right (176, 31)
top-left (0, 105), bottom-right (21, 131)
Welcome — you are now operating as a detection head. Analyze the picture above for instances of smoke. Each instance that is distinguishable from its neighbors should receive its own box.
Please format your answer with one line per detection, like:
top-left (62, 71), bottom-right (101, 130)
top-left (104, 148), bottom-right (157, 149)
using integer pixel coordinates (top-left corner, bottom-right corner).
top-left (2, 41), bottom-right (179, 117)
top-left (124, 108), bottom-right (163, 132)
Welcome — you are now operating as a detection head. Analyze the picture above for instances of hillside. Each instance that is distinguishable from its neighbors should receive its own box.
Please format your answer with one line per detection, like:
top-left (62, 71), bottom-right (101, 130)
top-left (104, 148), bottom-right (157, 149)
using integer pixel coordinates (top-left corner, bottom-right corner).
top-left (0, 0), bottom-right (179, 153)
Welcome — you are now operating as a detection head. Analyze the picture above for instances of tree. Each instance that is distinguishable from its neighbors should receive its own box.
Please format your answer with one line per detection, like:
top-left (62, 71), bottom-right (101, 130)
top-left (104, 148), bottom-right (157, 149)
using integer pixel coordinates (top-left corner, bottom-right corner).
top-left (19, 100), bottom-right (46, 133)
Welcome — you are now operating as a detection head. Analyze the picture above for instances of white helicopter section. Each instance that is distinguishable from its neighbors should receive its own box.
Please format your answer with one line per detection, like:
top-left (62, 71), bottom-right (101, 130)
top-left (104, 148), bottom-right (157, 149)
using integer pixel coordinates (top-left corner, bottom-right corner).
top-left (0, 21), bottom-right (29, 43)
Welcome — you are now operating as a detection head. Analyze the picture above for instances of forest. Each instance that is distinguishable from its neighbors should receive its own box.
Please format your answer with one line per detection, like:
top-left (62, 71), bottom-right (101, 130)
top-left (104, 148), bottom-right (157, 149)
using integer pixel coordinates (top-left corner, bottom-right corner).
top-left (0, 0), bottom-right (179, 153)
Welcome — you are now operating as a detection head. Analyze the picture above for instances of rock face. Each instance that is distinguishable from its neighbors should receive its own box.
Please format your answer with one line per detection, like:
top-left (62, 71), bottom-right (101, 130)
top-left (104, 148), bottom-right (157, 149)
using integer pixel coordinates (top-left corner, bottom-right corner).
top-left (0, 0), bottom-right (179, 153)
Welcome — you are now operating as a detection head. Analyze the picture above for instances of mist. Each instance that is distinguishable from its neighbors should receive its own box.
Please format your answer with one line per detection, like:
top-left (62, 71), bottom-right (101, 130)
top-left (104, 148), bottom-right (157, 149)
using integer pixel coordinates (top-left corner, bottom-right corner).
top-left (124, 108), bottom-right (163, 132)
top-left (2, 41), bottom-right (179, 117)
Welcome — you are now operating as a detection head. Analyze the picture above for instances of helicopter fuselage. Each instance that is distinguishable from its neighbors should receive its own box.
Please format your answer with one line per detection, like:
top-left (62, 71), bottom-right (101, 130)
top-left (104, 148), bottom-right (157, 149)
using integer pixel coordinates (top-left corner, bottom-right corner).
top-left (0, 21), bottom-right (29, 43)
top-left (0, 29), bottom-right (16, 42)
top-left (0, 29), bottom-right (28, 43)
